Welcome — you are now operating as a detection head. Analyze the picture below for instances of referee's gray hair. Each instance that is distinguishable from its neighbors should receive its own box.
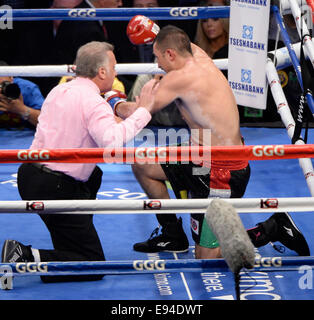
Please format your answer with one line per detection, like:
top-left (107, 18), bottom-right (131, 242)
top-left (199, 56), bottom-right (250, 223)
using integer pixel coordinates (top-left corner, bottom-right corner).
top-left (75, 41), bottom-right (114, 78)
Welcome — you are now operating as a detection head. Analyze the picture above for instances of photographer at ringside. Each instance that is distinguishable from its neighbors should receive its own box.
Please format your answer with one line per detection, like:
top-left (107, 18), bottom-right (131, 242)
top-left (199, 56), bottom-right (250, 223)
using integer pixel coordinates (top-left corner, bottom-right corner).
top-left (0, 61), bottom-right (43, 129)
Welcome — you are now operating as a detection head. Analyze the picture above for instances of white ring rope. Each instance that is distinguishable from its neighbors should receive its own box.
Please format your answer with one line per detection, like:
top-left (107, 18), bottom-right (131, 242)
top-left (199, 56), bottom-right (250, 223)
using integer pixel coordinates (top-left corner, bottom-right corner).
top-left (0, 40), bottom-right (309, 77)
top-left (266, 58), bottom-right (314, 196)
top-left (0, 197), bottom-right (313, 214)
top-left (288, 0), bottom-right (314, 68)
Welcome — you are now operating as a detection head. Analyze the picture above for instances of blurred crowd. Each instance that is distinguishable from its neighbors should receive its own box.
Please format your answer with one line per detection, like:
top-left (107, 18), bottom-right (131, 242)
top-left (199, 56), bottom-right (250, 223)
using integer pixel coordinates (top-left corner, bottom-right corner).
top-left (0, 0), bottom-right (304, 127)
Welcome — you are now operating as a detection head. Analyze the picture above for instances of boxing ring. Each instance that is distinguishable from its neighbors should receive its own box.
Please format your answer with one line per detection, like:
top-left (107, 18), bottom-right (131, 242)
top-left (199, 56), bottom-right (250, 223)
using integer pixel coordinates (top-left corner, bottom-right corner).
top-left (0, 2), bottom-right (313, 302)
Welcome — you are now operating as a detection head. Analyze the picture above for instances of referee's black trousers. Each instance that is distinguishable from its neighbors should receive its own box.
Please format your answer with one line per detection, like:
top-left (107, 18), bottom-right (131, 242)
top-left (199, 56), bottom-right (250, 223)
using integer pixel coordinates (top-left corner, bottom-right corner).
top-left (17, 163), bottom-right (105, 283)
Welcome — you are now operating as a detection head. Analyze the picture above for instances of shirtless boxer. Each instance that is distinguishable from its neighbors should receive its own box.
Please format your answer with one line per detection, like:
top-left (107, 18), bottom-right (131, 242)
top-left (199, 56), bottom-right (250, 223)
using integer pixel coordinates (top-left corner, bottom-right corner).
top-left (131, 24), bottom-right (250, 259)
top-left (112, 18), bottom-right (310, 259)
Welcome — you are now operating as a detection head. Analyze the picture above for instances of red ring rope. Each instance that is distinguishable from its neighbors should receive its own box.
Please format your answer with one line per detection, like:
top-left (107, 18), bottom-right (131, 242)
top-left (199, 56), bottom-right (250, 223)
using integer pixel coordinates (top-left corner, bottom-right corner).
top-left (0, 144), bottom-right (313, 163)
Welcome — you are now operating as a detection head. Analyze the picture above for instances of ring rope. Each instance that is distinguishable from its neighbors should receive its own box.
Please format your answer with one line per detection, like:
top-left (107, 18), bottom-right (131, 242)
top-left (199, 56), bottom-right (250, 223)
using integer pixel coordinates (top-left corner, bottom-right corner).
top-left (0, 197), bottom-right (314, 214)
top-left (273, 6), bottom-right (314, 114)
top-left (306, 0), bottom-right (314, 21)
top-left (267, 59), bottom-right (314, 196)
top-left (0, 63), bottom-right (164, 77)
top-left (0, 41), bottom-right (309, 77)
top-left (289, 0), bottom-right (314, 68)
top-left (277, 0), bottom-right (309, 13)
top-left (7, 3), bottom-right (299, 22)
top-left (267, 4), bottom-right (314, 196)
top-left (9, 7), bottom-right (229, 21)
top-left (1, 257), bottom-right (313, 277)
top-left (0, 144), bottom-right (314, 164)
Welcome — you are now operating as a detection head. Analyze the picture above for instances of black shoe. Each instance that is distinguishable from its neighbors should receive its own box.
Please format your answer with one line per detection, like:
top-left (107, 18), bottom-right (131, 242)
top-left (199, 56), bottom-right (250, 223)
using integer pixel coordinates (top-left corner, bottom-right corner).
top-left (263, 212), bottom-right (310, 256)
top-left (133, 218), bottom-right (189, 253)
top-left (1, 240), bottom-right (34, 263)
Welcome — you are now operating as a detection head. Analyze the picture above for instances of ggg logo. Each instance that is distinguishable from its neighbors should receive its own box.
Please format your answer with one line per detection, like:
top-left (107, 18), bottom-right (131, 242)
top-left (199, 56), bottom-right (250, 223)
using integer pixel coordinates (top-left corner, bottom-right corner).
top-left (17, 149), bottom-right (50, 161)
top-left (170, 7), bottom-right (198, 17)
top-left (242, 25), bottom-right (253, 40)
top-left (252, 145), bottom-right (284, 157)
top-left (241, 69), bottom-right (252, 84)
top-left (254, 257), bottom-right (282, 268)
top-left (16, 263), bottom-right (48, 273)
top-left (135, 147), bottom-right (167, 160)
top-left (68, 8), bottom-right (96, 17)
top-left (133, 260), bottom-right (165, 271)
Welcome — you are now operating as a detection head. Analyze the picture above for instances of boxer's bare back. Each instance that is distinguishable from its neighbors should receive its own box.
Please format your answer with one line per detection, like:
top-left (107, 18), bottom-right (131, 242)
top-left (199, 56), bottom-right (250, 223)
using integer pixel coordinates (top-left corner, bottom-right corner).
top-left (139, 42), bottom-right (243, 147)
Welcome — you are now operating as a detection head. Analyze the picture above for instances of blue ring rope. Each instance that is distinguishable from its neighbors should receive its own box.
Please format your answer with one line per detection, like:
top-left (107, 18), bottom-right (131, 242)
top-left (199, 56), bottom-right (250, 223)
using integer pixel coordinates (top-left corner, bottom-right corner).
top-left (0, 257), bottom-right (313, 277)
top-left (9, 7), bottom-right (230, 21)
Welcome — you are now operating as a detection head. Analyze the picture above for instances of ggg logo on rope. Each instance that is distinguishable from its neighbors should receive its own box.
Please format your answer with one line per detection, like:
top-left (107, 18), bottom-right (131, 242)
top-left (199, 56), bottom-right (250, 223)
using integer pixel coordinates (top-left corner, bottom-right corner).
top-left (133, 260), bottom-right (165, 271)
top-left (254, 257), bottom-right (282, 268)
top-left (252, 145), bottom-right (285, 157)
top-left (169, 7), bottom-right (198, 17)
top-left (17, 149), bottom-right (50, 161)
top-left (16, 263), bottom-right (48, 273)
top-left (135, 147), bottom-right (167, 160)
top-left (68, 9), bottom-right (96, 17)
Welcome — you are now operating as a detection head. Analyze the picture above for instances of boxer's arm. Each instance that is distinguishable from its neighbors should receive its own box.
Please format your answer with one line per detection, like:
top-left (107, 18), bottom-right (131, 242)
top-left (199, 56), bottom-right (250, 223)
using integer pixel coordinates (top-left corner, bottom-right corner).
top-left (115, 101), bottom-right (139, 119)
top-left (137, 76), bottom-right (178, 114)
top-left (104, 90), bottom-right (138, 119)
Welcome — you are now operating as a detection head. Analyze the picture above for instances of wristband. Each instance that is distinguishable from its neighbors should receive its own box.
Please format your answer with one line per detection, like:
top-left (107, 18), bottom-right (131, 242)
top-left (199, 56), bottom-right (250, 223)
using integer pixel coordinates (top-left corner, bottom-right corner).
top-left (21, 107), bottom-right (31, 121)
top-left (104, 90), bottom-right (127, 115)
top-left (107, 96), bottom-right (126, 110)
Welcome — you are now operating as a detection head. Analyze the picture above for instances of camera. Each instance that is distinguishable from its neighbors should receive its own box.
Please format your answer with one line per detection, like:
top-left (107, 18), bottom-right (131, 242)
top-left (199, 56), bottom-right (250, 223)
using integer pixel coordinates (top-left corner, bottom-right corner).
top-left (0, 81), bottom-right (21, 100)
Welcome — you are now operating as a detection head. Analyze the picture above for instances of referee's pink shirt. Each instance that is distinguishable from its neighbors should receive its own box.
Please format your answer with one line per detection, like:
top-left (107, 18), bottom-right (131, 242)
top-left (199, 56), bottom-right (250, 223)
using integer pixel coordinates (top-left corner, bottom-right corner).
top-left (31, 77), bottom-right (152, 181)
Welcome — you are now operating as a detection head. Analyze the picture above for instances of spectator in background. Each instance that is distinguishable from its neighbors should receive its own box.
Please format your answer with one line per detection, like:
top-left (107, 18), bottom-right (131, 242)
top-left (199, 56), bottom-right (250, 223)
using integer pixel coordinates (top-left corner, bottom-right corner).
top-left (54, 0), bottom-right (123, 66)
top-left (50, 0), bottom-right (83, 36)
top-left (0, 61), bottom-right (43, 128)
top-left (9, 0), bottom-right (125, 96)
top-left (194, 10), bottom-right (229, 58)
top-left (194, 0), bottom-right (229, 77)
top-left (6, 0), bottom-right (86, 97)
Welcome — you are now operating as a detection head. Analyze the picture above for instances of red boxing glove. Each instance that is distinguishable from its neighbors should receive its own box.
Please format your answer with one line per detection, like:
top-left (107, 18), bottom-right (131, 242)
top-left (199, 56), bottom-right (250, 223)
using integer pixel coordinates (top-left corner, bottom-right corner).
top-left (103, 90), bottom-right (127, 115)
top-left (127, 15), bottom-right (160, 45)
